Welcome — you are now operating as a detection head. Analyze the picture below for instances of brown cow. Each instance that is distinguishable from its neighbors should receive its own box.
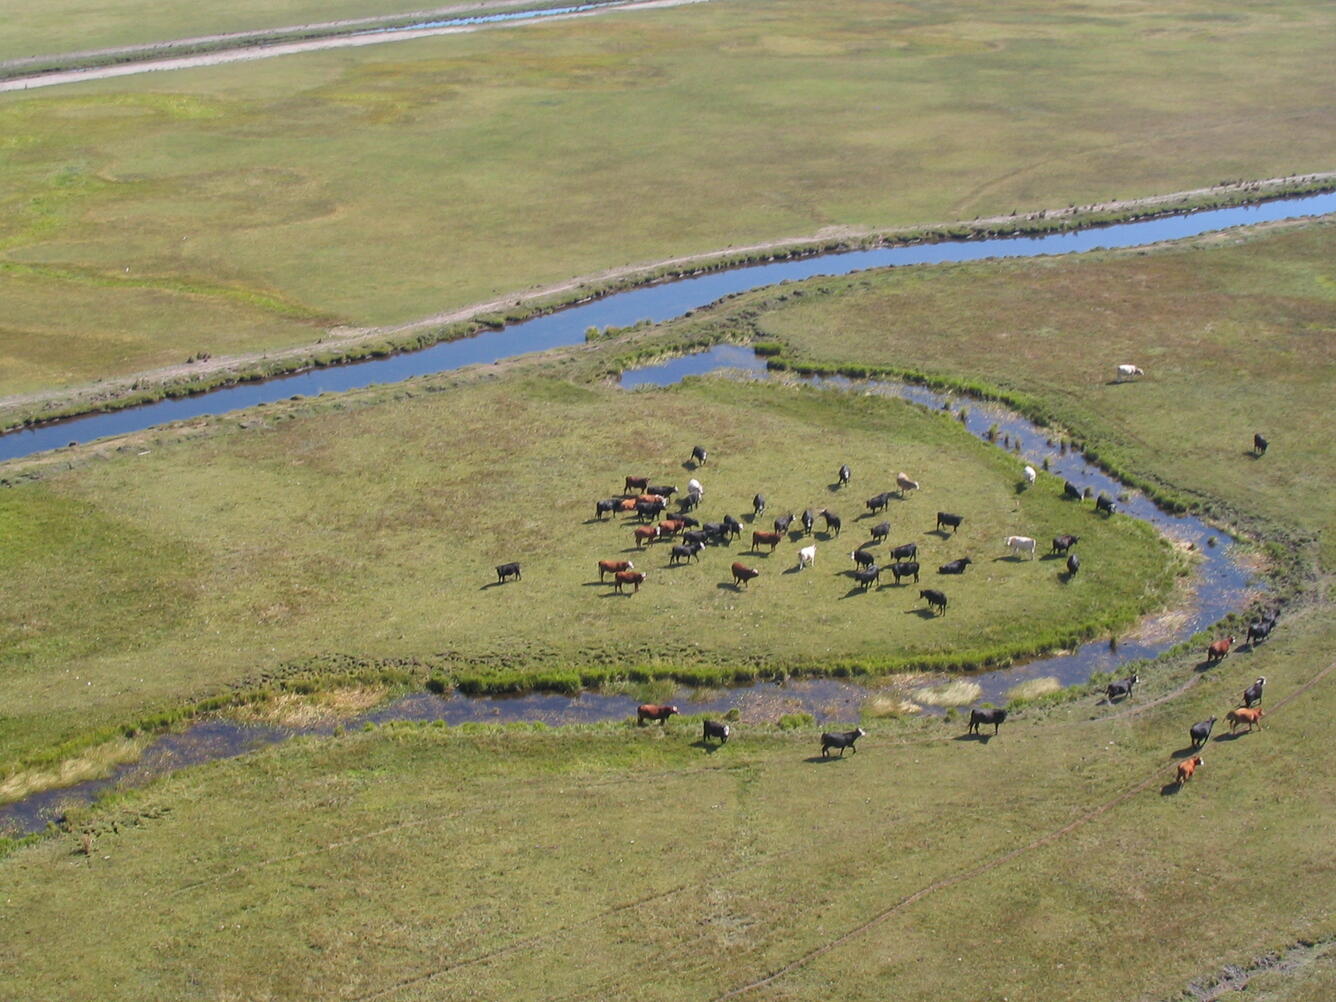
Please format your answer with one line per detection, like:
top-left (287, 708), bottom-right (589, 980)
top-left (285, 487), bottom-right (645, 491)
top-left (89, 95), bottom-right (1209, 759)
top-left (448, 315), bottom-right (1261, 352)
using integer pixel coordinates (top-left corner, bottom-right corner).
top-left (614, 570), bottom-right (647, 593)
top-left (657, 519), bottom-right (686, 537)
top-left (1176, 755), bottom-right (1203, 785)
top-left (637, 703), bottom-right (678, 725)
top-left (1206, 635), bottom-right (1235, 664)
top-left (1226, 707), bottom-right (1264, 733)
top-left (624, 475), bottom-right (649, 495)
top-left (633, 526), bottom-right (660, 548)
top-left (597, 559), bottom-right (633, 581)
top-left (751, 530), bottom-right (782, 552)
top-left (618, 498), bottom-right (638, 512)
top-left (731, 562), bottom-right (760, 587)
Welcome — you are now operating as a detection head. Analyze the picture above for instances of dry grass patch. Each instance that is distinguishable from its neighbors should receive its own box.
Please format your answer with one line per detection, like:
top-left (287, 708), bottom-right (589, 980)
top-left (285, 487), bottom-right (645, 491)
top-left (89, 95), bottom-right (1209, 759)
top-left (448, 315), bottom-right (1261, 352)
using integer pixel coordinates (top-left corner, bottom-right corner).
top-left (226, 686), bottom-right (388, 727)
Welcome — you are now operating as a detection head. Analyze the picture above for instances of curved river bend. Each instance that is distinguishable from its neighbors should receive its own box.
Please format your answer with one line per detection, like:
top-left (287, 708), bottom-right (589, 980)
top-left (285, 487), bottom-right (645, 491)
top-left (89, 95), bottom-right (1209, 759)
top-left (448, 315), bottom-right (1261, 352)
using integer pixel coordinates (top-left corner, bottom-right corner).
top-left (3, 196), bottom-right (1322, 834)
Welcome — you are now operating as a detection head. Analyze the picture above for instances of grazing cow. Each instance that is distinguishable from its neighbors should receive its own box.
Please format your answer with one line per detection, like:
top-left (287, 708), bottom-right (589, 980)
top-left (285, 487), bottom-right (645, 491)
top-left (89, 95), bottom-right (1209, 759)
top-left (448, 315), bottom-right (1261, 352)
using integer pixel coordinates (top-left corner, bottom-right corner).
top-left (1005, 535), bottom-right (1037, 559)
top-left (1051, 534), bottom-right (1080, 554)
top-left (751, 530), bottom-right (783, 552)
top-left (691, 444), bottom-right (708, 466)
top-left (687, 478), bottom-right (704, 498)
top-left (838, 463), bottom-right (851, 486)
top-left (1206, 635), bottom-right (1235, 664)
top-left (870, 520), bottom-right (891, 544)
top-left (495, 562), bottom-right (521, 584)
top-left (597, 559), bottom-right (634, 581)
top-left (920, 588), bottom-right (948, 614)
top-left (1064, 481), bottom-right (1084, 501)
top-left (722, 514), bottom-right (743, 539)
top-left (819, 509), bottom-right (842, 535)
top-left (637, 703), bottom-right (678, 725)
top-left (851, 549), bottom-right (876, 569)
top-left (1242, 677), bottom-right (1266, 709)
top-left (896, 472), bottom-right (920, 495)
top-left (773, 513), bottom-right (795, 535)
top-left (624, 475), bottom-right (649, 495)
top-left (1189, 717), bottom-right (1217, 749)
top-left (702, 719), bottom-right (730, 745)
top-left (801, 509), bottom-right (815, 535)
top-left (938, 558), bottom-right (973, 575)
top-left (753, 493), bottom-right (767, 516)
top-left (852, 565), bottom-right (881, 589)
top-left (890, 561), bottom-right (920, 584)
top-left (1105, 673), bottom-right (1138, 700)
top-left (1066, 553), bottom-right (1081, 577)
top-left (1023, 465), bottom-right (1036, 487)
top-left (633, 525), bottom-right (660, 547)
top-left (797, 544), bottom-right (817, 570)
top-left (866, 492), bottom-right (892, 515)
top-left (1226, 707), bottom-right (1264, 733)
top-left (890, 542), bottom-right (917, 562)
top-left (967, 708), bottom-right (1007, 735)
top-left (595, 497), bottom-right (621, 519)
top-left (1253, 433), bottom-right (1268, 456)
top-left (670, 542), bottom-right (702, 565)
top-left (731, 562), bottom-right (761, 587)
top-left (820, 727), bottom-right (866, 758)
top-left (1095, 494), bottom-right (1116, 516)
top-left (1116, 363), bottom-right (1145, 381)
top-left (613, 569), bottom-right (647, 593)
top-left (1176, 755), bottom-right (1203, 785)
top-left (935, 511), bottom-right (963, 533)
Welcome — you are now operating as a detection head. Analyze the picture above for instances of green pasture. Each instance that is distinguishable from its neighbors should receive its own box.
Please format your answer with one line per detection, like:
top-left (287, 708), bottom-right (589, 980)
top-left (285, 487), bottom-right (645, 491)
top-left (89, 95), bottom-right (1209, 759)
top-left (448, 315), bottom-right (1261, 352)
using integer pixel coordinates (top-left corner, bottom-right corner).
top-left (0, 608), bottom-right (1330, 1001)
top-left (2, 0), bottom-right (1335, 397)
top-left (0, 373), bottom-right (1177, 777)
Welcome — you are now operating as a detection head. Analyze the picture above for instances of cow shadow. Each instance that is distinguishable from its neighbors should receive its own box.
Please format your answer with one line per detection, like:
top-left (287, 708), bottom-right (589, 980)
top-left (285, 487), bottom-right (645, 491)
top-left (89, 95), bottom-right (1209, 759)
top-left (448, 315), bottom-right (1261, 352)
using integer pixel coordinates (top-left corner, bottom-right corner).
top-left (993, 555), bottom-right (1028, 563)
top-left (1242, 450), bottom-right (1263, 461)
top-left (1160, 782), bottom-right (1182, 796)
top-left (905, 607), bottom-right (938, 619)
top-left (743, 512), bottom-right (757, 524)
top-left (691, 740), bottom-right (724, 754)
top-left (782, 565), bottom-right (805, 576)
top-left (1058, 569), bottom-right (1078, 584)
top-left (815, 530), bottom-right (837, 541)
top-left (953, 732), bottom-right (992, 744)
top-left (1171, 745), bottom-right (1202, 759)
top-left (803, 755), bottom-right (844, 764)
top-left (1194, 659), bottom-right (1219, 673)
top-left (479, 581), bottom-right (510, 591)
top-left (599, 591), bottom-right (637, 599)
top-left (717, 582), bottom-right (745, 592)
top-left (1039, 552), bottom-right (1064, 561)
top-left (682, 460), bottom-right (701, 471)
top-left (927, 528), bottom-right (952, 538)
top-left (839, 585), bottom-right (876, 599)
top-left (581, 580), bottom-right (607, 587)
top-left (826, 481), bottom-right (844, 492)
top-left (1213, 731), bottom-right (1248, 742)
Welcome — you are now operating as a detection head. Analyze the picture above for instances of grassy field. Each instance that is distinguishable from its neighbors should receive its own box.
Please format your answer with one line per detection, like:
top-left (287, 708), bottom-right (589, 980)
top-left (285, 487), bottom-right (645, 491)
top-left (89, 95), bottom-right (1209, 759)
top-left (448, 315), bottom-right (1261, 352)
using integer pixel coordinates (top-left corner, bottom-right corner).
top-left (0, 371), bottom-right (1178, 778)
top-left (1, 0), bottom-right (1334, 397)
top-left (0, 608), bottom-right (1329, 1001)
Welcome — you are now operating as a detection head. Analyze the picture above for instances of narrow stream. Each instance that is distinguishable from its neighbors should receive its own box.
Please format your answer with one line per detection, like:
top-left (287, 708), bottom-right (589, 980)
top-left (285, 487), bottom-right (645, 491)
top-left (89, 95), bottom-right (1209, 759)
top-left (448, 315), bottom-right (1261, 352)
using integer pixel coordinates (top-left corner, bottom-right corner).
top-left (3, 191), bottom-right (1333, 464)
top-left (0, 345), bottom-right (1255, 836)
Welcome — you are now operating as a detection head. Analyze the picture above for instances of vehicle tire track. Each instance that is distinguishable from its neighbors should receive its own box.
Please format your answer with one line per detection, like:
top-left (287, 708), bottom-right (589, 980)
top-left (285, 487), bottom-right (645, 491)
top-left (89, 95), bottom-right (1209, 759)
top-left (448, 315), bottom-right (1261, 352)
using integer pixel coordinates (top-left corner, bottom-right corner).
top-left (712, 658), bottom-right (1334, 999)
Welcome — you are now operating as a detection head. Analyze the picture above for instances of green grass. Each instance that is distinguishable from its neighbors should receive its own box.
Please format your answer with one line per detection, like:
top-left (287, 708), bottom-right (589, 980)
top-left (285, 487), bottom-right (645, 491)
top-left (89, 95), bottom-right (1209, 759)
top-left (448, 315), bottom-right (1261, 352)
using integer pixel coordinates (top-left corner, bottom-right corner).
top-left (0, 372), bottom-right (1177, 777)
top-left (2, 0), bottom-right (1334, 395)
top-left (0, 607), bottom-right (1330, 1000)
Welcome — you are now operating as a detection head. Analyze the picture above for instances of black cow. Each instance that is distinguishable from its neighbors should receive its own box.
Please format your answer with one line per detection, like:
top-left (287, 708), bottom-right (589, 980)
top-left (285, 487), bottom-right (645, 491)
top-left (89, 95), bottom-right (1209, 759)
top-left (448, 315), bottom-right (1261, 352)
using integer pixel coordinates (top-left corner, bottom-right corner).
top-left (890, 542), bottom-right (917, 562)
top-left (869, 520), bottom-right (891, 544)
top-left (920, 588), bottom-right (948, 614)
top-left (851, 549), bottom-right (876, 569)
top-left (820, 727), bottom-right (866, 758)
top-left (670, 542), bottom-right (703, 565)
top-left (967, 708), bottom-right (1007, 735)
top-left (801, 509), bottom-right (815, 535)
top-left (595, 497), bottom-right (622, 519)
top-left (1105, 673), bottom-right (1138, 701)
top-left (682, 529), bottom-right (709, 547)
top-left (753, 493), bottom-right (767, 516)
top-left (938, 558), bottom-right (972, 575)
top-left (647, 485), bottom-right (677, 499)
top-left (495, 562), bottom-right (521, 583)
top-left (635, 498), bottom-right (667, 521)
top-left (1051, 534), bottom-right (1080, 554)
top-left (935, 512), bottom-right (963, 533)
top-left (866, 492), bottom-right (892, 515)
top-left (773, 512), bottom-right (795, 535)
top-left (691, 444), bottom-right (709, 466)
top-left (680, 488), bottom-right (702, 511)
top-left (852, 565), bottom-right (881, 589)
top-left (1242, 677), bottom-right (1266, 709)
top-left (820, 509), bottom-right (842, 535)
top-left (1066, 553), bottom-right (1080, 577)
top-left (890, 561), bottom-right (920, 584)
top-left (1095, 494), bottom-right (1116, 516)
top-left (1246, 613), bottom-right (1276, 646)
top-left (838, 464), bottom-right (851, 486)
top-left (722, 514), bottom-right (743, 539)
top-left (701, 522), bottom-right (727, 544)
top-left (1064, 481), bottom-right (1084, 501)
top-left (1189, 717), bottom-right (1217, 749)
top-left (675, 515), bottom-right (700, 529)
top-left (702, 719), bottom-right (730, 745)
top-left (1253, 433), bottom-right (1268, 456)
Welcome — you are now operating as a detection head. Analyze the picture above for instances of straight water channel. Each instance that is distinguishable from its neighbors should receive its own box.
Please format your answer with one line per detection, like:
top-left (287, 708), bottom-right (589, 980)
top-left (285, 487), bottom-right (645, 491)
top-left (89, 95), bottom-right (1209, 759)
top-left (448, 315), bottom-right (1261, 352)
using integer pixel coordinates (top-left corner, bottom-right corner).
top-left (2, 196), bottom-right (1318, 834)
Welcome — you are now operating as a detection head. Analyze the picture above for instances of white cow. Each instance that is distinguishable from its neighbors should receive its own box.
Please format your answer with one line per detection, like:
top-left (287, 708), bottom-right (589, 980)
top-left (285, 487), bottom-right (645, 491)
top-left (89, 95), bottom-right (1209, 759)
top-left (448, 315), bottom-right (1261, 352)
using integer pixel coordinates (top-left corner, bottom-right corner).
top-left (1023, 465), bottom-right (1037, 487)
top-left (895, 472), bottom-right (919, 495)
top-left (798, 544), bottom-right (817, 570)
top-left (1116, 364), bottom-right (1145, 381)
top-left (687, 478), bottom-right (704, 497)
top-left (1005, 535), bottom-right (1037, 559)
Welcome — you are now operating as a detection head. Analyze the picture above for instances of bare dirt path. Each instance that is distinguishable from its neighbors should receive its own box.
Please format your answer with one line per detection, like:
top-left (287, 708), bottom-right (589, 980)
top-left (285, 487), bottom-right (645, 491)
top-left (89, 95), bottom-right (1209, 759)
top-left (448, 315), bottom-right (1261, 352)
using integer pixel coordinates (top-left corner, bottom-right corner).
top-left (0, 0), bottom-right (708, 93)
top-left (0, 173), bottom-right (1330, 431)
